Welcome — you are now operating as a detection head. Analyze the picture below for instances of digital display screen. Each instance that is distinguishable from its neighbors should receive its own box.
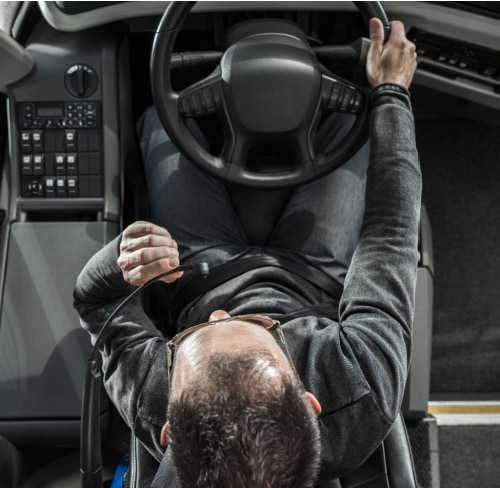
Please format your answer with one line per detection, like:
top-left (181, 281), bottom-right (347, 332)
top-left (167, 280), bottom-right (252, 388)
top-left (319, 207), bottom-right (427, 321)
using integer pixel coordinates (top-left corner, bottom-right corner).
top-left (36, 106), bottom-right (63, 117)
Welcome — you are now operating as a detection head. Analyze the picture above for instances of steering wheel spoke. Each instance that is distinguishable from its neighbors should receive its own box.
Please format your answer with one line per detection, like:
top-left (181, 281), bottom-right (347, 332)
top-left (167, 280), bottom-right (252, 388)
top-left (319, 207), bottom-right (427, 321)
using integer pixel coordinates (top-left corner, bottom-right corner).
top-left (179, 72), bottom-right (223, 118)
top-left (322, 75), bottom-right (366, 115)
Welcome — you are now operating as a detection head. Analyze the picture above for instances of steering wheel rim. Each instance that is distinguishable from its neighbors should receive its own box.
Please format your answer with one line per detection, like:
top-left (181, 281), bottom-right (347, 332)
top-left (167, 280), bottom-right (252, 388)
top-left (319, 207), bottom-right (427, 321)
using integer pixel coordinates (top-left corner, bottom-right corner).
top-left (151, 1), bottom-right (390, 189)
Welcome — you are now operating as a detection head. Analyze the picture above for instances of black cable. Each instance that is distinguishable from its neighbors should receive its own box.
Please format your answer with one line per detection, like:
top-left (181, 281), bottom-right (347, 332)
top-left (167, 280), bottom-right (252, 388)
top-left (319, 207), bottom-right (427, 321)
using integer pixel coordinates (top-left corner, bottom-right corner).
top-left (80, 262), bottom-right (208, 488)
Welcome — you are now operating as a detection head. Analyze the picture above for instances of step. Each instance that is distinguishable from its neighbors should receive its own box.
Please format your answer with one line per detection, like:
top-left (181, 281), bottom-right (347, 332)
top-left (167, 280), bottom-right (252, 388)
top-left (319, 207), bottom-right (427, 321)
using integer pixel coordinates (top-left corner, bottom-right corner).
top-left (428, 400), bottom-right (500, 425)
top-left (426, 401), bottom-right (500, 488)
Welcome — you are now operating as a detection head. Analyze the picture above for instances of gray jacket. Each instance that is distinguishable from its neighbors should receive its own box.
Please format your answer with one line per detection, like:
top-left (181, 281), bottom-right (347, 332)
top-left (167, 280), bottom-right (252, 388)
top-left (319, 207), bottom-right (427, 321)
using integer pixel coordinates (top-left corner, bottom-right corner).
top-left (74, 86), bottom-right (421, 480)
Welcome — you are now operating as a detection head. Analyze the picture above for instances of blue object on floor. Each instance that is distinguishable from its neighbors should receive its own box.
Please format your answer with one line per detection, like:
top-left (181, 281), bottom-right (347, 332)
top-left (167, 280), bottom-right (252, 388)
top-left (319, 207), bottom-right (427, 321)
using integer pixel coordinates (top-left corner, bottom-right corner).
top-left (110, 454), bottom-right (129, 488)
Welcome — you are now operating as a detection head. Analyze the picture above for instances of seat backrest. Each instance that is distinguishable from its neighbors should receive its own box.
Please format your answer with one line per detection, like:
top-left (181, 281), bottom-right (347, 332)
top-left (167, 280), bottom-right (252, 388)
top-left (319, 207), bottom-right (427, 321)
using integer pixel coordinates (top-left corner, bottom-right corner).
top-left (337, 412), bottom-right (419, 488)
top-left (125, 412), bottom-right (419, 487)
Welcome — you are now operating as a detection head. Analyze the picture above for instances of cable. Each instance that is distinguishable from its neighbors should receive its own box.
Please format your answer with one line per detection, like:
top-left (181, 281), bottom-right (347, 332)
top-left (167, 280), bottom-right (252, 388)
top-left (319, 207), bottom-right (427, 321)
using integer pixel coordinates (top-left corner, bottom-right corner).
top-left (80, 263), bottom-right (209, 488)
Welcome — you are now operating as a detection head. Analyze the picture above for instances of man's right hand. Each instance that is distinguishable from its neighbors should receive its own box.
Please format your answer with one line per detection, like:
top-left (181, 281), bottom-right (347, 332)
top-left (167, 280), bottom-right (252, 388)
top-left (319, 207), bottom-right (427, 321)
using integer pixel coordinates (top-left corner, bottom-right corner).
top-left (366, 17), bottom-right (417, 89)
top-left (117, 221), bottom-right (182, 286)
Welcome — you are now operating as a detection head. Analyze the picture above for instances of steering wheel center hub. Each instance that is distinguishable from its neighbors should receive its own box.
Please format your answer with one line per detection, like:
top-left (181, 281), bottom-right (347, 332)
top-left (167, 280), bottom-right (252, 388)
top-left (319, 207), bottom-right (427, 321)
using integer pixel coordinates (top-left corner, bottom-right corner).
top-left (221, 33), bottom-right (322, 134)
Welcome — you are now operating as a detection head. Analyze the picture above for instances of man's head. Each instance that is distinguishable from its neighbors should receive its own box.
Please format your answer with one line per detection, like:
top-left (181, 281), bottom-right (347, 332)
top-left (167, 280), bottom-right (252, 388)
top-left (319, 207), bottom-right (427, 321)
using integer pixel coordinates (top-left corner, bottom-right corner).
top-left (162, 312), bottom-right (322, 487)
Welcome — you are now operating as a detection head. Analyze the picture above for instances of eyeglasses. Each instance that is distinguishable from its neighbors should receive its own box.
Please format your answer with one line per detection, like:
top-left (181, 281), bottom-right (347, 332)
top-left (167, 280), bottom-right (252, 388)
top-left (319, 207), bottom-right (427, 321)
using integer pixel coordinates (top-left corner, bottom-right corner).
top-left (166, 315), bottom-right (295, 387)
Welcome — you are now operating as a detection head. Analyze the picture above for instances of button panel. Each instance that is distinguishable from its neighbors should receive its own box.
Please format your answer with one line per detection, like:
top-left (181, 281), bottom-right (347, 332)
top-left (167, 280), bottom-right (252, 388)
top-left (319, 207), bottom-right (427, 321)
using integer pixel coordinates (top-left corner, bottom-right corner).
top-left (20, 102), bottom-right (99, 129)
top-left (409, 28), bottom-right (500, 90)
top-left (18, 102), bottom-right (103, 198)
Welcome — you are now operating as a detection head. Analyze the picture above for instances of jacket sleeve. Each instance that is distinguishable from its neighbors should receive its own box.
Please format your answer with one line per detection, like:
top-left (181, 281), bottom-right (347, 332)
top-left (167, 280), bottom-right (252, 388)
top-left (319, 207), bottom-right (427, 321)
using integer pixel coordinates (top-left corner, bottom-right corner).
top-left (340, 84), bottom-right (421, 415)
top-left (310, 85), bottom-right (422, 479)
top-left (73, 235), bottom-right (169, 461)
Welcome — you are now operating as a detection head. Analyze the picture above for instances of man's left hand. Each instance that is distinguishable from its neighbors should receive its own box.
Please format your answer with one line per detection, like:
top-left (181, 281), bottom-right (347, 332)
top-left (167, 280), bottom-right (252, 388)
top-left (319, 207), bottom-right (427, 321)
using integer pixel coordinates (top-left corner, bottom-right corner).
top-left (117, 220), bottom-right (182, 286)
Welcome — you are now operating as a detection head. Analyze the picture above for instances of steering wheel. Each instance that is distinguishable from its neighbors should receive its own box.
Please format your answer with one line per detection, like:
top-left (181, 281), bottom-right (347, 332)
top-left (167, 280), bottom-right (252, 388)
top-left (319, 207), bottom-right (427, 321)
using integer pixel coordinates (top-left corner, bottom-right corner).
top-left (151, 1), bottom-right (390, 189)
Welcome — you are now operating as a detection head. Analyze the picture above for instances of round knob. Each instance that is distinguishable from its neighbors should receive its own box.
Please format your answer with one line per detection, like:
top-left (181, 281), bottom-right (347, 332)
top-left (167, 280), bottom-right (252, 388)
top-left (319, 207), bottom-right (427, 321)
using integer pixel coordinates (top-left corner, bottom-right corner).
top-left (28, 179), bottom-right (44, 196)
top-left (64, 64), bottom-right (98, 98)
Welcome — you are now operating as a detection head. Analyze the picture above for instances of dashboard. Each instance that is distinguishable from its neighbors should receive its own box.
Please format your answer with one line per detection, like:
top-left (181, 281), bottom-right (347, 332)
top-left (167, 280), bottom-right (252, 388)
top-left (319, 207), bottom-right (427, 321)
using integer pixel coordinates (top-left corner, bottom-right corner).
top-left (36, 1), bottom-right (500, 106)
top-left (10, 2), bottom-right (500, 202)
top-left (6, 1), bottom-right (498, 211)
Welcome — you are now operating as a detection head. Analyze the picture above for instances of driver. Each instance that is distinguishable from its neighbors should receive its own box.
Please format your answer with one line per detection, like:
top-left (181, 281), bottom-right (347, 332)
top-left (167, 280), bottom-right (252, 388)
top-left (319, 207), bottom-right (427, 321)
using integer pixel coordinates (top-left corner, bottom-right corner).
top-left (74, 18), bottom-right (419, 488)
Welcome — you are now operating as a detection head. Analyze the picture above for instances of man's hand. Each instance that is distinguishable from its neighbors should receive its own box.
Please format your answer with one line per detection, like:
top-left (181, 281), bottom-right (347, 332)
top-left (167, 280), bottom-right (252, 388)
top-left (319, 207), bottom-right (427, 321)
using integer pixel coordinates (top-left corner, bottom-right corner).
top-left (367, 18), bottom-right (417, 89)
top-left (117, 221), bottom-right (182, 286)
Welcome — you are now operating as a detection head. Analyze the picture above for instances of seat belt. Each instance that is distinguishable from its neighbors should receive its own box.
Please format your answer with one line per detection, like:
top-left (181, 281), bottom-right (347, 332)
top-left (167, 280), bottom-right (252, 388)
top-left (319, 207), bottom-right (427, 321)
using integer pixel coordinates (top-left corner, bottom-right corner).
top-left (173, 255), bottom-right (343, 315)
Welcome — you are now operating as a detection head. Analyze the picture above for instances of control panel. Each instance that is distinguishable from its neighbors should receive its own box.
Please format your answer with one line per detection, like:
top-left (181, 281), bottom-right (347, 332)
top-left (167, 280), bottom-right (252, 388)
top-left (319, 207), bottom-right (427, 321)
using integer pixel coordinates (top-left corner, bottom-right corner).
top-left (409, 28), bottom-right (500, 90)
top-left (18, 101), bottom-right (103, 198)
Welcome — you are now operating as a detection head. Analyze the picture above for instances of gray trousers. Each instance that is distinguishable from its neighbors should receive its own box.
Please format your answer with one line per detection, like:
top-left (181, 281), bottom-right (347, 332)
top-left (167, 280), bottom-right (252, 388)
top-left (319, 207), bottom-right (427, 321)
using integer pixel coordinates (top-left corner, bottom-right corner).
top-left (137, 107), bottom-right (369, 291)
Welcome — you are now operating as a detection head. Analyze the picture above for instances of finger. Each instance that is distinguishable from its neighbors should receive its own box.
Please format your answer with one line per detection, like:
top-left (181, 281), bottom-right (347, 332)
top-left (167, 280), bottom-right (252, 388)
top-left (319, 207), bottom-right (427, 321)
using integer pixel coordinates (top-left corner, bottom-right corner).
top-left (387, 20), bottom-right (406, 43)
top-left (122, 221), bottom-right (171, 240)
top-left (123, 255), bottom-right (181, 286)
top-left (159, 270), bottom-right (184, 285)
top-left (121, 234), bottom-right (178, 254)
top-left (118, 245), bottom-right (179, 272)
top-left (369, 17), bottom-right (384, 53)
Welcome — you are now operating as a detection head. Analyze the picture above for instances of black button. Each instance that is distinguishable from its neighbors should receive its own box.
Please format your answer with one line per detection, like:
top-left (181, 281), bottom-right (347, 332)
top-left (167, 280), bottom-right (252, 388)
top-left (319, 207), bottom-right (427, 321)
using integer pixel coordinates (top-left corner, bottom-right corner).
top-left (458, 58), bottom-right (471, 69)
top-left (21, 155), bottom-right (32, 175)
top-left (79, 175), bottom-right (90, 197)
top-left (78, 153), bottom-right (89, 174)
top-left (67, 177), bottom-right (78, 197)
top-left (55, 130), bottom-right (65, 152)
top-left (88, 153), bottom-right (101, 174)
top-left (45, 177), bottom-right (56, 197)
top-left (89, 176), bottom-right (102, 197)
top-left (65, 130), bottom-right (77, 150)
top-left (56, 177), bottom-right (67, 197)
top-left (43, 131), bottom-right (56, 152)
top-left (28, 179), bottom-right (44, 197)
top-left (55, 154), bottom-right (66, 174)
top-left (20, 131), bottom-right (32, 153)
top-left (66, 153), bottom-right (78, 174)
top-left (77, 130), bottom-right (88, 152)
top-left (437, 52), bottom-right (449, 63)
top-left (33, 154), bottom-right (44, 175)
top-left (88, 130), bottom-right (100, 151)
top-left (45, 154), bottom-right (55, 174)
top-left (32, 130), bottom-right (43, 152)
top-left (482, 66), bottom-right (497, 77)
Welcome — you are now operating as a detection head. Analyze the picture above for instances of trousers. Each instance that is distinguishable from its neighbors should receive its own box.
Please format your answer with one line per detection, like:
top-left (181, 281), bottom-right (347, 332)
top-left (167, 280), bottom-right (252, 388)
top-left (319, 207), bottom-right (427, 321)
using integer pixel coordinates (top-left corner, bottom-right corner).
top-left (137, 107), bottom-right (369, 294)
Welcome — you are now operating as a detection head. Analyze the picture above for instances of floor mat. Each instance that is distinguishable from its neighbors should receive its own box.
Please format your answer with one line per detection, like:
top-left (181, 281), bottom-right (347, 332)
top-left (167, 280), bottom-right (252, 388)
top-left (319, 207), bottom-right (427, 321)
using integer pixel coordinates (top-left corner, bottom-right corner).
top-left (438, 424), bottom-right (500, 488)
top-left (416, 118), bottom-right (500, 394)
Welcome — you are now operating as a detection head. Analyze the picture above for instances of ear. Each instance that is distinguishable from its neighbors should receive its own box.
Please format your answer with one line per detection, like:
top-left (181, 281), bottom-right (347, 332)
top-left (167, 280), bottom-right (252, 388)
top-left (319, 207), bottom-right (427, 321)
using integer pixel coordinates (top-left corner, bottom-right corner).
top-left (208, 309), bottom-right (231, 322)
top-left (160, 422), bottom-right (169, 446)
top-left (306, 391), bottom-right (322, 415)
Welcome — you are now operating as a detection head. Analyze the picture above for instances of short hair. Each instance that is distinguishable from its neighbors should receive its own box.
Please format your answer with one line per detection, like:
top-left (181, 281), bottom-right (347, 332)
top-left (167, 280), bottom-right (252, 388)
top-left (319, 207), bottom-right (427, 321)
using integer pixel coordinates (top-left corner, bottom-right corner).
top-left (167, 349), bottom-right (321, 488)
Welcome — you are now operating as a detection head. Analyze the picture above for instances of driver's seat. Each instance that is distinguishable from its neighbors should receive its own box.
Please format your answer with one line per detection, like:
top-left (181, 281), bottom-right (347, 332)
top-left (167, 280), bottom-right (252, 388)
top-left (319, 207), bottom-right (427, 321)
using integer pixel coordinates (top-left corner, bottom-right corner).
top-left (124, 411), bottom-right (418, 487)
